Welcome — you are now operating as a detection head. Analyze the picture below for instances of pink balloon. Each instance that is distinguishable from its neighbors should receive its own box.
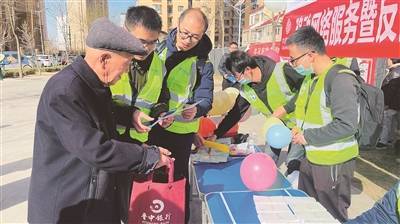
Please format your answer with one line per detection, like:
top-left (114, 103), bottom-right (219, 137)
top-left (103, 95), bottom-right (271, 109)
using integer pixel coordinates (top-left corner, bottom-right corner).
top-left (262, 50), bottom-right (280, 62)
top-left (240, 153), bottom-right (277, 191)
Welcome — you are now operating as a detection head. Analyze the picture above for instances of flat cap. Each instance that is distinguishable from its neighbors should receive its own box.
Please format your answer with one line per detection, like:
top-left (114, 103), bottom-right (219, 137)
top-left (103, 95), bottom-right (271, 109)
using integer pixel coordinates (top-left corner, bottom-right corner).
top-left (86, 17), bottom-right (146, 56)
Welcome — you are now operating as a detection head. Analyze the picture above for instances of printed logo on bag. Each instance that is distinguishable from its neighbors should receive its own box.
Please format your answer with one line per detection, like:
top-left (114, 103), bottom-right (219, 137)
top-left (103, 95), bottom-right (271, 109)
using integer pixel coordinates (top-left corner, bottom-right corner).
top-left (150, 199), bottom-right (164, 213)
top-left (140, 199), bottom-right (172, 224)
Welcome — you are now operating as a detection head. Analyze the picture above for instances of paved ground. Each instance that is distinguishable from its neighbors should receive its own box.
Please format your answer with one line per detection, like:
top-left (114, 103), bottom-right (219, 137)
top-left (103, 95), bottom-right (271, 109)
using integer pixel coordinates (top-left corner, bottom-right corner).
top-left (0, 74), bottom-right (396, 223)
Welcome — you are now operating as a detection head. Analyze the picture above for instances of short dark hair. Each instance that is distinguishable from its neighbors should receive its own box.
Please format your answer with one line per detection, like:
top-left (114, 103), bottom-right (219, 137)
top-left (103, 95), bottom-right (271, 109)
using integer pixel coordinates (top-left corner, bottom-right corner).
top-left (125, 6), bottom-right (162, 32)
top-left (225, 51), bottom-right (257, 73)
top-left (286, 26), bottom-right (326, 54)
top-left (229, 41), bottom-right (238, 46)
top-left (178, 8), bottom-right (209, 32)
top-left (390, 58), bottom-right (400, 64)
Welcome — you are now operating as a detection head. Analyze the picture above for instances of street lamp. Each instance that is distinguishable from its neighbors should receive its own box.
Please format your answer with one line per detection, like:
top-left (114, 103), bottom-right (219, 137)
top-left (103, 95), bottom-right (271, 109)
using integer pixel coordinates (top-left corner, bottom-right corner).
top-left (224, 0), bottom-right (245, 46)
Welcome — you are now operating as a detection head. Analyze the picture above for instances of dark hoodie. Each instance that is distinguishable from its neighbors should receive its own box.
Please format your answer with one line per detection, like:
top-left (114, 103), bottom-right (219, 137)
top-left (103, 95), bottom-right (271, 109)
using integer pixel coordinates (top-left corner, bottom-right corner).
top-left (156, 28), bottom-right (214, 117)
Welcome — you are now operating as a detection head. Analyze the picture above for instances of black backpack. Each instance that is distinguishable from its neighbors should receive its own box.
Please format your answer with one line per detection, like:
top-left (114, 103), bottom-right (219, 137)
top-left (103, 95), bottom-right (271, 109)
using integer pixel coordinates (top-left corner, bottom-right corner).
top-left (327, 64), bottom-right (384, 148)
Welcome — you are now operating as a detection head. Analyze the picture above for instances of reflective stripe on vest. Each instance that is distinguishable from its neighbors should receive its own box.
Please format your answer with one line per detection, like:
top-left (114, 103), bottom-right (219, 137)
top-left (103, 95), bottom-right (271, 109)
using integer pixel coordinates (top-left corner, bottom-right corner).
top-left (267, 62), bottom-right (297, 127)
top-left (110, 55), bottom-right (165, 143)
top-left (160, 48), bottom-right (200, 134)
top-left (111, 73), bottom-right (132, 106)
top-left (294, 66), bottom-right (359, 165)
top-left (397, 182), bottom-right (400, 219)
top-left (239, 62), bottom-right (297, 127)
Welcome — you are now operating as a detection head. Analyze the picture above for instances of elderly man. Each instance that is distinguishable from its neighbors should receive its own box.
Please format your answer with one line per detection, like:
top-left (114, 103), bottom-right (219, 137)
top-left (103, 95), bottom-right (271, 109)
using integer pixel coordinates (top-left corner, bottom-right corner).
top-left (148, 8), bottom-right (214, 222)
top-left (28, 18), bottom-right (172, 223)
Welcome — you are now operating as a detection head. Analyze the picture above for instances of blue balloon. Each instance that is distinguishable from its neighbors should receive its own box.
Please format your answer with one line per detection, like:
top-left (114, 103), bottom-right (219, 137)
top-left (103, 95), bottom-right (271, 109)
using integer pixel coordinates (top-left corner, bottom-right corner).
top-left (266, 124), bottom-right (292, 148)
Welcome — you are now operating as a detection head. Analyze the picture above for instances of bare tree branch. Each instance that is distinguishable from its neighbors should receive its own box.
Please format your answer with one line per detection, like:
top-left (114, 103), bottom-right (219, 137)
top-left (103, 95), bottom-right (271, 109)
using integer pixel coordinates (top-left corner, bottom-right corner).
top-left (4, 0), bottom-right (23, 78)
top-left (17, 21), bottom-right (35, 55)
top-left (0, 22), bottom-right (12, 52)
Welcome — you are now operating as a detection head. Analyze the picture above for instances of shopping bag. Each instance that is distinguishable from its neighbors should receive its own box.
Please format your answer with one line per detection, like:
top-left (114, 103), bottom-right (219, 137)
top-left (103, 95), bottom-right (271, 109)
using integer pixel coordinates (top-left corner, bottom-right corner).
top-left (128, 160), bottom-right (185, 224)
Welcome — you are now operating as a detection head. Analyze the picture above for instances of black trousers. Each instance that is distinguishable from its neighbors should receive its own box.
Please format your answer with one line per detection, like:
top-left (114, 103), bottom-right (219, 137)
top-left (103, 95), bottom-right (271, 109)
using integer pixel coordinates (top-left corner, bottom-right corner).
top-left (148, 125), bottom-right (195, 223)
top-left (298, 158), bottom-right (355, 222)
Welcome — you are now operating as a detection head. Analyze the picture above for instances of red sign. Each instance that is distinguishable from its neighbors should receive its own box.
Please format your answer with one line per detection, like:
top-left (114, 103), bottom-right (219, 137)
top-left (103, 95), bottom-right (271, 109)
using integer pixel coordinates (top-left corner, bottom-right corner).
top-left (280, 0), bottom-right (400, 58)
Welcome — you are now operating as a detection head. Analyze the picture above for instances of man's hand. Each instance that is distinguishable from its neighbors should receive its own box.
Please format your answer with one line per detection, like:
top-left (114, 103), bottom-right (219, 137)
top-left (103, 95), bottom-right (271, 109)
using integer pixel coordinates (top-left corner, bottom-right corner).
top-left (272, 106), bottom-right (287, 119)
top-left (206, 134), bottom-right (217, 142)
top-left (181, 104), bottom-right (197, 120)
top-left (155, 147), bottom-right (174, 169)
top-left (292, 132), bottom-right (307, 145)
top-left (158, 112), bottom-right (174, 128)
top-left (193, 134), bottom-right (205, 148)
top-left (132, 110), bottom-right (153, 133)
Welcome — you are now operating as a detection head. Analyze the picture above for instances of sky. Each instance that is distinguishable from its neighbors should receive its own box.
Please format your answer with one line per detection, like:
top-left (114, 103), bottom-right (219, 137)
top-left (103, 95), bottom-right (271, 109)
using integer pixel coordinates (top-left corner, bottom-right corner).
top-left (44, 0), bottom-right (311, 44)
top-left (45, 0), bottom-right (136, 43)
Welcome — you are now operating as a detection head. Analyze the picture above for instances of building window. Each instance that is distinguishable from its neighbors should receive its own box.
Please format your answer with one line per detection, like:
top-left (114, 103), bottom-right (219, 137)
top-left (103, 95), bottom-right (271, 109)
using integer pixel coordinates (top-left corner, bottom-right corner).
top-left (168, 17), bottom-right (172, 24)
top-left (250, 15), bottom-right (255, 25)
top-left (178, 6), bottom-right (184, 12)
top-left (168, 5), bottom-right (173, 14)
top-left (224, 36), bottom-right (229, 42)
top-left (275, 25), bottom-right (281, 35)
top-left (152, 4), bottom-right (161, 14)
top-left (224, 20), bottom-right (230, 26)
top-left (255, 14), bottom-right (260, 24)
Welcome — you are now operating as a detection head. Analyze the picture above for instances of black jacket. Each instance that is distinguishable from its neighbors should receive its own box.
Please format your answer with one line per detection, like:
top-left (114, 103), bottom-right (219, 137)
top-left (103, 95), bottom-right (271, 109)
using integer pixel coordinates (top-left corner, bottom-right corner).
top-left (214, 56), bottom-right (304, 138)
top-left (28, 57), bottom-right (160, 223)
top-left (156, 28), bottom-right (214, 118)
top-left (382, 64), bottom-right (400, 110)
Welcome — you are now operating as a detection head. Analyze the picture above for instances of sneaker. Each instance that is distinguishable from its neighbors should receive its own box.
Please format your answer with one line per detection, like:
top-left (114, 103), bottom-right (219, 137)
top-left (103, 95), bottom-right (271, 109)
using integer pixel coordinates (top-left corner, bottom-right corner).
top-left (376, 142), bottom-right (388, 149)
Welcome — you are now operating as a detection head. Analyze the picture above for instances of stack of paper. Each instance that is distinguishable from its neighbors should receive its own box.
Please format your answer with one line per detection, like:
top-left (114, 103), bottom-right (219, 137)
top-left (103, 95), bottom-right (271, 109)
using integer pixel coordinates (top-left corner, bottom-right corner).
top-left (253, 195), bottom-right (339, 223)
top-left (191, 148), bottom-right (229, 163)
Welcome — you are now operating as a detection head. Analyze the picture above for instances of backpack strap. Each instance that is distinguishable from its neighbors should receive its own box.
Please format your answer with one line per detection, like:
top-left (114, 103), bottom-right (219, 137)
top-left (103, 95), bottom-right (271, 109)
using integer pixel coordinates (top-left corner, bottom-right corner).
top-left (325, 64), bottom-right (361, 97)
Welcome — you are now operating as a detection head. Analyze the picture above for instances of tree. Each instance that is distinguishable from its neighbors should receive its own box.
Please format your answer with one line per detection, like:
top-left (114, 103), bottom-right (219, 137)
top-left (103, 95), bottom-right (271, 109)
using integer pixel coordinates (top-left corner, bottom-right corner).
top-left (18, 20), bottom-right (43, 74)
top-left (3, 0), bottom-right (23, 78)
top-left (0, 22), bottom-right (12, 52)
top-left (46, 1), bottom-right (73, 64)
top-left (18, 21), bottom-right (35, 55)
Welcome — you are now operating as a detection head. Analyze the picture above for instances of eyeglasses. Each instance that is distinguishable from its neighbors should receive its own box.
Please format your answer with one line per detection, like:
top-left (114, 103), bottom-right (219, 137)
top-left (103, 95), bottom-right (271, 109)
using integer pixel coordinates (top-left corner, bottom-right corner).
top-left (178, 27), bottom-right (202, 42)
top-left (289, 51), bottom-right (315, 66)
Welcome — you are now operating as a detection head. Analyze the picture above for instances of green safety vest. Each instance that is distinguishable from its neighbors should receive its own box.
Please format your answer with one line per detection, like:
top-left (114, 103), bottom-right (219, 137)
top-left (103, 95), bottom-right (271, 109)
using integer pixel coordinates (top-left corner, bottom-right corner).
top-left (334, 57), bottom-right (352, 67)
top-left (397, 182), bottom-right (400, 220)
top-left (159, 48), bottom-right (200, 134)
top-left (295, 65), bottom-right (359, 165)
top-left (239, 62), bottom-right (297, 127)
top-left (110, 54), bottom-right (165, 143)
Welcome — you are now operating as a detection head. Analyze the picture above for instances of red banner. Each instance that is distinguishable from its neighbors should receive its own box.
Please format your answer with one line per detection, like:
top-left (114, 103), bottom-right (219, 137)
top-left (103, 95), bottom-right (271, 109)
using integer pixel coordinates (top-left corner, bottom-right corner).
top-left (280, 0), bottom-right (400, 58)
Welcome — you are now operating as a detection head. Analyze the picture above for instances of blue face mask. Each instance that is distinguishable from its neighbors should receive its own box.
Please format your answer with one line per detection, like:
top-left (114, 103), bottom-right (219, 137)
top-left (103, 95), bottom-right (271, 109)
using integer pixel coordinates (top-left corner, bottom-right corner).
top-left (294, 65), bottom-right (313, 76)
top-left (238, 78), bottom-right (251, 85)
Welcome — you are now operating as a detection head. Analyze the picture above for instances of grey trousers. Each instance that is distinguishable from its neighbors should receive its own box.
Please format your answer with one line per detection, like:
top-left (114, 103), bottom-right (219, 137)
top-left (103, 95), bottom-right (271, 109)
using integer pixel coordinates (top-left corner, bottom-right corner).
top-left (379, 109), bottom-right (399, 144)
top-left (298, 158), bottom-right (355, 222)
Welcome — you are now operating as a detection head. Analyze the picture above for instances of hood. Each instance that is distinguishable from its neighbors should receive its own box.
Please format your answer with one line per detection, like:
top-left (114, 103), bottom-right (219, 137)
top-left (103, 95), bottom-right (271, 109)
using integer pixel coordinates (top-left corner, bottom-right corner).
top-left (166, 28), bottom-right (213, 59)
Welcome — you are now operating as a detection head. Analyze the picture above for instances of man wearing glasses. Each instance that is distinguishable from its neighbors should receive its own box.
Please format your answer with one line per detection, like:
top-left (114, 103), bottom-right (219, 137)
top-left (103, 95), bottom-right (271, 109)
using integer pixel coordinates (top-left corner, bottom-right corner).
top-left (281, 26), bottom-right (360, 222)
top-left (111, 6), bottom-right (173, 146)
top-left (148, 8), bottom-right (214, 223)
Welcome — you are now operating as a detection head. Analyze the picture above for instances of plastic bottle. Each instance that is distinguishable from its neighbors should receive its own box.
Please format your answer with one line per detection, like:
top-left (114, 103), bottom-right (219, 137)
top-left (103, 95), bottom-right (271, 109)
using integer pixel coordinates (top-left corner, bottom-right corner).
top-left (247, 132), bottom-right (257, 153)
